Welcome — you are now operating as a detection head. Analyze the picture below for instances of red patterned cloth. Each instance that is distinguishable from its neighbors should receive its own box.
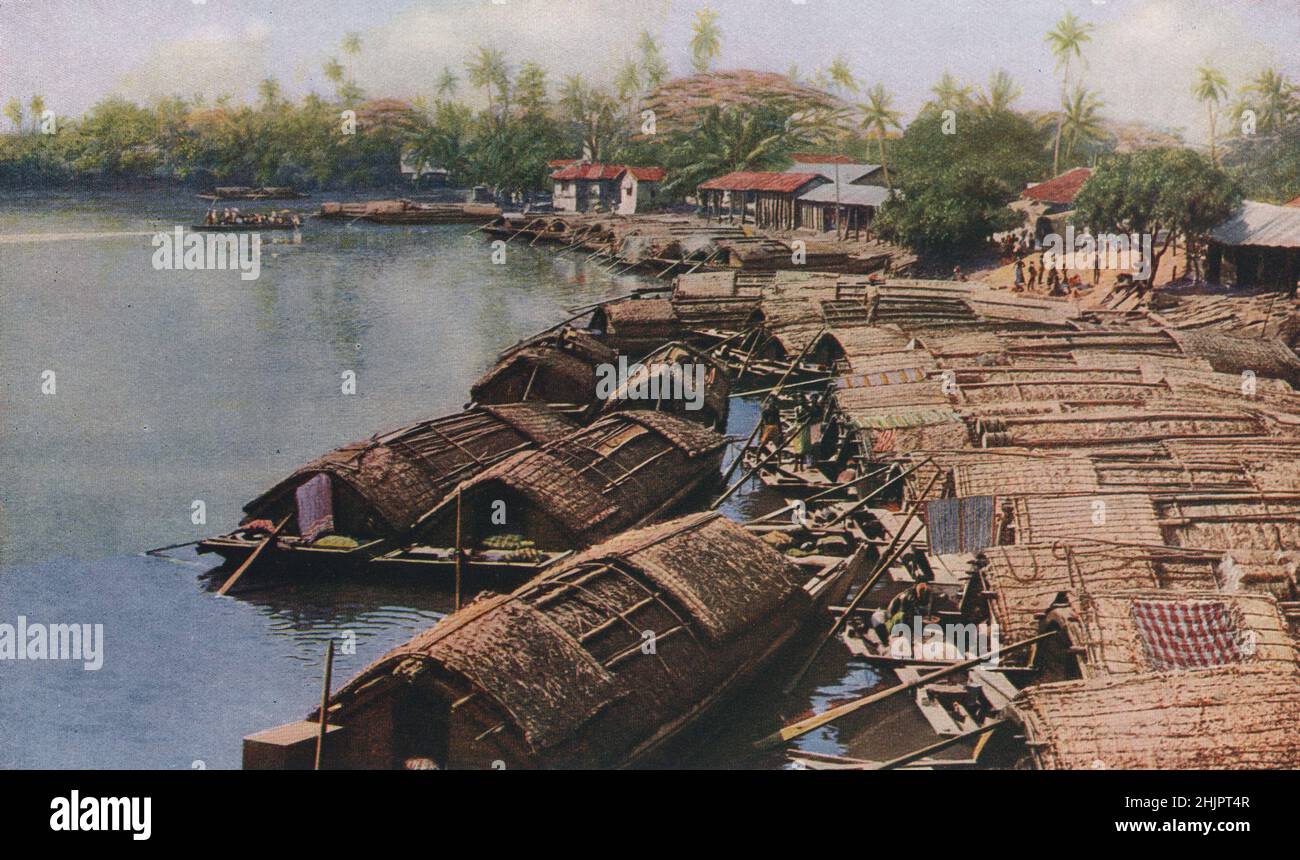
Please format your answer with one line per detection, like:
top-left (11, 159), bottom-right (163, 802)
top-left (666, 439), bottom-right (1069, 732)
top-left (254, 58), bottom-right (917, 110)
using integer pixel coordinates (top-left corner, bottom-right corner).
top-left (1130, 599), bottom-right (1245, 671)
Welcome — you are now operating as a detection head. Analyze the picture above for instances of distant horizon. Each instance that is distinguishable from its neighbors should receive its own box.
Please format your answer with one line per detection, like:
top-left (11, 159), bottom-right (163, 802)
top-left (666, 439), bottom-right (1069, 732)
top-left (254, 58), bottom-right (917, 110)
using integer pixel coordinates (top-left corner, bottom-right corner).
top-left (3, 0), bottom-right (1297, 144)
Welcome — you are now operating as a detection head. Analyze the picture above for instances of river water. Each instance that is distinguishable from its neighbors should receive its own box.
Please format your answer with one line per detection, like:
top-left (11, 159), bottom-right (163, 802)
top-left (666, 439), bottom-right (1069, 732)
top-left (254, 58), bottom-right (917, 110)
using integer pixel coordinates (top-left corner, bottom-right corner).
top-left (0, 189), bottom-right (881, 768)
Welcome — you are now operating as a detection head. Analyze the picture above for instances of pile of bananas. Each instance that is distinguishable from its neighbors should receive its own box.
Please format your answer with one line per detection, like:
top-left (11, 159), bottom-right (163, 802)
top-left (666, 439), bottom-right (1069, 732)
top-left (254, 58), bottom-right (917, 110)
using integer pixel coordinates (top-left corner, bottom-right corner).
top-left (481, 534), bottom-right (535, 550)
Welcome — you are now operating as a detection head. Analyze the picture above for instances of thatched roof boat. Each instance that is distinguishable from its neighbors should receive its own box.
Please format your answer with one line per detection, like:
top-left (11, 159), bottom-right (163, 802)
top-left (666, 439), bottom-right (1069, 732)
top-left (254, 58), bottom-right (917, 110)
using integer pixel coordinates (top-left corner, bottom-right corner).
top-left (400, 412), bottom-right (728, 575)
top-left (244, 512), bottom-right (859, 769)
top-left (597, 341), bottom-right (731, 431)
top-left (318, 199), bottom-right (501, 224)
top-left (196, 403), bottom-right (574, 579)
top-left (1007, 665), bottom-right (1300, 769)
top-left (589, 299), bottom-right (681, 357)
top-left (469, 328), bottom-right (617, 418)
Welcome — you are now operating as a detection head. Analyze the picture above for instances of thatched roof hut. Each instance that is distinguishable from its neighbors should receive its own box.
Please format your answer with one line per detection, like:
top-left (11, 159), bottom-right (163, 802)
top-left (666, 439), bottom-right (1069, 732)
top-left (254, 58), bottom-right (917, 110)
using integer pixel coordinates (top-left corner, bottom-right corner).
top-left (589, 299), bottom-right (681, 356)
top-left (239, 403), bottom-right (574, 542)
top-left (412, 411), bottom-right (727, 552)
top-left (470, 328), bottom-right (617, 415)
top-left (1009, 665), bottom-right (1300, 769)
top-left (313, 512), bottom-right (821, 769)
top-left (597, 341), bottom-right (731, 431)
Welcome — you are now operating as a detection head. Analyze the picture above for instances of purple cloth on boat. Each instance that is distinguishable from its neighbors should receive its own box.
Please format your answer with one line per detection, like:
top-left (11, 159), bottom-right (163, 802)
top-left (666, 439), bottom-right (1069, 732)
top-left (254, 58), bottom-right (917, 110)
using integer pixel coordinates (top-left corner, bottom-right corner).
top-left (295, 473), bottom-right (334, 542)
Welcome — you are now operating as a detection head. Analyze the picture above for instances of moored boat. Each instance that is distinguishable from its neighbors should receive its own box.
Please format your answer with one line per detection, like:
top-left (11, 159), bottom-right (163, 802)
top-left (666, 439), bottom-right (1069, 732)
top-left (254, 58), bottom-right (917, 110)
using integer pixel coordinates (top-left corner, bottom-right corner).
top-left (196, 403), bottom-right (575, 587)
top-left (243, 511), bottom-right (862, 769)
top-left (197, 186), bottom-right (309, 201)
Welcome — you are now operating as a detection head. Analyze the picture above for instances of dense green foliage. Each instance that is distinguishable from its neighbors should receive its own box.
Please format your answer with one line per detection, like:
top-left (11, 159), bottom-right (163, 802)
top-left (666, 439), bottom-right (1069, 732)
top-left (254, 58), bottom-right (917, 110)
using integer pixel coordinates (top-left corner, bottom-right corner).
top-left (1072, 148), bottom-right (1241, 282)
top-left (872, 106), bottom-right (1047, 252)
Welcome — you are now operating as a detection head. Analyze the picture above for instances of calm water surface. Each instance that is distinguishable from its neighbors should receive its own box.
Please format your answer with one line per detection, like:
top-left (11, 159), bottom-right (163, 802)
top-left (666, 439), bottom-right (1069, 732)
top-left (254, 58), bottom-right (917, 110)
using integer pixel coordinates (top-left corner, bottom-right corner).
top-left (0, 189), bottom-right (878, 768)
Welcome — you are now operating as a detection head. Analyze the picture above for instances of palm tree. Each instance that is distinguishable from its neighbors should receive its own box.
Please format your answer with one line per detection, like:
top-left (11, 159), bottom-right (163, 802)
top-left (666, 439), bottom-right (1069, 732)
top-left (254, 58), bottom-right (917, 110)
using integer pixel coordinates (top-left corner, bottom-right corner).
top-left (5, 97), bottom-right (24, 133)
top-left (662, 100), bottom-right (823, 197)
top-left (28, 94), bottom-right (45, 132)
top-left (322, 57), bottom-right (345, 98)
top-left (341, 32), bottom-right (362, 81)
top-left (1045, 10), bottom-right (1093, 175)
top-left (1192, 63), bottom-right (1229, 164)
top-left (1061, 86), bottom-right (1105, 162)
top-left (638, 31), bottom-right (670, 90)
top-left (690, 8), bottom-right (722, 74)
top-left (256, 78), bottom-right (281, 111)
top-left (976, 69), bottom-right (1022, 116)
top-left (828, 56), bottom-right (858, 96)
top-left (930, 70), bottom-right (971, 111)
top-left (1241, 67), bottom-right (1297, 134)
top-left (514, 62), bottom-right (549, 117)
top-left (858, 83), bottom-right (903, 189)
top-left (615, 59), bottom-right (642, 104)
top-left (466, 46), bottom-right (508, 114)
top-left (435, 67), bottom-right (459, 99)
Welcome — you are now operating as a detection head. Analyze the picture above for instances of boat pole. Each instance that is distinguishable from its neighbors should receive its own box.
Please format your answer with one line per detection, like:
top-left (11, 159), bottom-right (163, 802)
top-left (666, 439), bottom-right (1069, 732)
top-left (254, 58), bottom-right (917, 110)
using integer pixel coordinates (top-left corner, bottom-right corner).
top-left (216, 514), bottom-right (289, 596)
top-left (709, 413), bottom-right (815, 511)
top-left (454, 488), bottom-right (463, 612)
top-left (716, 325), bottom-right (827, 489)
top-left (314, 640), bottom-right (335, 770)
top-left (746, 462), bottom-right (895, 524)
top-left (756, 631), bottom-right (1057, 750)
top-left (783, 465), bottom-right (940, 693)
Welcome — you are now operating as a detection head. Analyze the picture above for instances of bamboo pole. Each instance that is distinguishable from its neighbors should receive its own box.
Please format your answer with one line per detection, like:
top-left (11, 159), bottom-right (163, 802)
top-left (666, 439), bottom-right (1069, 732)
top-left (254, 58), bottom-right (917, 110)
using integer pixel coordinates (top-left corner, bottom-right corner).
top-left (756, 630), bottom-right (1057, 749)
top-left (216, 515), bottom-right (289, 596)
top-left (454, 488), bottom-right (463, 612)
top-left (709, 413), bottom-right (815, 511)
top-left (314, 640), bottom-right (335, 770)
top-left (716, 325), bottom-right (827, 489)
top-left (783, 464), bottom-right (941, 693)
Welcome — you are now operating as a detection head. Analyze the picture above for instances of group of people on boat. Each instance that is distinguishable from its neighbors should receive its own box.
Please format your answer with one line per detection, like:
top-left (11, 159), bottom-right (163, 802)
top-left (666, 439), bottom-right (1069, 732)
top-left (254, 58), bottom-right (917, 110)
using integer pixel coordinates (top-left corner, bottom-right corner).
top-left (203, 208), bottom-right (302, 227)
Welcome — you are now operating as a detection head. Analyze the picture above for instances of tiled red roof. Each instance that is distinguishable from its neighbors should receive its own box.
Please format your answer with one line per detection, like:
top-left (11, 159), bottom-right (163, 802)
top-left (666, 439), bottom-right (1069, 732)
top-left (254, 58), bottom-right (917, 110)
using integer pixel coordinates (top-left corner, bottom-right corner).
top-left (1285, 195), bottom-right (1300, 208)
top-left (789, 153), bottom-right (859, 164)
top-left (698, 171), bottom-right (822, 193)
top-left (1020, 167), bottom-right (1093, 205)
top-left (550, 162), bottom-right (664, 182)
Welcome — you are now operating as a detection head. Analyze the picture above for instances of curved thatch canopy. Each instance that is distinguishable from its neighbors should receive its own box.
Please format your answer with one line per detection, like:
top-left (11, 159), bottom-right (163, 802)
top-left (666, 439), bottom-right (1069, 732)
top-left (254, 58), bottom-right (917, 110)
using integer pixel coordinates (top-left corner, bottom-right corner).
top-left (590, 299), bottom-right (681, 354)
top-left (413, 411), bottom-right (727, 549)
top-left (598, 341), bottom-right (731, 430)
top-left (470, 329), bottom-right (617, 411)
top-left (323, 512), bottom-right (808, 767)
top-left (242, 403), bottom-right (573, 539)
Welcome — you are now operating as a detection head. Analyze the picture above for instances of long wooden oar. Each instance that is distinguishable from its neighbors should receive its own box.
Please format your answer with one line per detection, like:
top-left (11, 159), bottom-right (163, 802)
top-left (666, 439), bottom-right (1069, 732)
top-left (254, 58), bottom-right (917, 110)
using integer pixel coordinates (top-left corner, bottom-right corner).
top-left (216, 515), bottom-right (289, 596)
top-left (756, 630), bottom-right (1056, 750)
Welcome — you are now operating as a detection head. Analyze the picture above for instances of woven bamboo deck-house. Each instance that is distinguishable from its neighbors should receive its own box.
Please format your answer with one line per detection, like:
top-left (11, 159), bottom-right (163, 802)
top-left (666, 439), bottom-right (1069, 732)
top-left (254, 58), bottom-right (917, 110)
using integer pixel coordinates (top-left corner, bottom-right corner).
top-left (597, 341), bottom-right (731, 431)
top-left (589, 299), bottom-right (683, 357)
top-left (1007, 665), bottom-right (1300, 769)
top-left (197, 403), bottom-right (575, 576)
top-left (245, 512), bottom-right (856, 769)
top-left (393, 411), bottom-right (729, 577)
top-left (470, 328), bottom-right (617, 418)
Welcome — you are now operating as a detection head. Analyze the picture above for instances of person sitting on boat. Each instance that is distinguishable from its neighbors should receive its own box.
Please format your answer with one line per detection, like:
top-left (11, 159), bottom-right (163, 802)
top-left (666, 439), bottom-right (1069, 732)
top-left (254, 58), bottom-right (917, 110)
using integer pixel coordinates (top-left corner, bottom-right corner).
top-left (871, 581), bottom-right (934, 644)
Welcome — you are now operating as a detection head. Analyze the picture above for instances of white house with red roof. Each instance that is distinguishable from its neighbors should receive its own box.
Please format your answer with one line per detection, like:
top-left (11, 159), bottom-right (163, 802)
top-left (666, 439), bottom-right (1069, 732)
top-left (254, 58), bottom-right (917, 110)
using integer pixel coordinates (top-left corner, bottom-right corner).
top-left (550, 162), bottom-right (667, 215)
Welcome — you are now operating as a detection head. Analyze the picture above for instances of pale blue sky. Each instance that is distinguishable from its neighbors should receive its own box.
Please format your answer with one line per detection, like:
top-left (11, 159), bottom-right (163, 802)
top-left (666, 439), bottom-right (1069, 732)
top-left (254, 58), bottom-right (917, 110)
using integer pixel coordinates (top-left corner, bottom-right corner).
top-left (2, 0), bottom-right (1297, 140)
